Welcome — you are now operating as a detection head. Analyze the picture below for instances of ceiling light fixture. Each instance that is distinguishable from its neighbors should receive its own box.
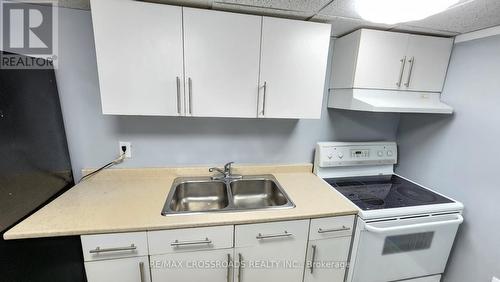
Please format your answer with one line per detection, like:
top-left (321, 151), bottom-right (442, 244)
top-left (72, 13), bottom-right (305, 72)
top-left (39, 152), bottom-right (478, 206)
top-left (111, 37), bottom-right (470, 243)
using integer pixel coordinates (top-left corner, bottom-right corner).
top-left (355, 0), bottom-right (461, 25)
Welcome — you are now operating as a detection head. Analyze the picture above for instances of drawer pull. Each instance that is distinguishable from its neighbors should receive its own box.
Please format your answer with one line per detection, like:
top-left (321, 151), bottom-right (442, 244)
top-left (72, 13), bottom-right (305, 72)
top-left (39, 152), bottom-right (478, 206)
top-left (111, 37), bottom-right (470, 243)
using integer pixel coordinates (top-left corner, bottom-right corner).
top-left (238, 253), bottom-right (243, 282)
top-left (318, 226), bottom-right (351, 234)
top-left (226, 253), bottom-right (232, 282)
top-left (139, 261), bottom-right (145, 282)
top-left (256, 231), bottom-right (293, 240)
top-left (309, 245), bottom-right (317, 274)
top-left (171, 238), bottom-right (212, 247)
top-left (176, 76), bottom-right (181, 115)
top-left (89, 244), bottom-right (137, 254)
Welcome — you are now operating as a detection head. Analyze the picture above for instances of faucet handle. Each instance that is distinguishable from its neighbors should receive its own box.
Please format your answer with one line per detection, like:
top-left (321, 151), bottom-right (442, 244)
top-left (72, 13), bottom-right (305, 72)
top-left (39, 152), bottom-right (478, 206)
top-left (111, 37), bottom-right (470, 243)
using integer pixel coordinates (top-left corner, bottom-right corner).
top-left (224, 162), bottom-right (234, 173)
top-left (209, 167), bottom-right (225, 175)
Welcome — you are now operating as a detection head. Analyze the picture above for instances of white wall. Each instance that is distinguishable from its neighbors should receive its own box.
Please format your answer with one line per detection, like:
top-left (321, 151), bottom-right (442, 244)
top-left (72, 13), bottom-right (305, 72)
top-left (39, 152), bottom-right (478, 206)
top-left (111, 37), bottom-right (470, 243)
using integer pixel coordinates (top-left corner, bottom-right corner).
top-left (54, 7), bottom-right (399, 180)
top-left (396, 35), bottom-right (500, 282)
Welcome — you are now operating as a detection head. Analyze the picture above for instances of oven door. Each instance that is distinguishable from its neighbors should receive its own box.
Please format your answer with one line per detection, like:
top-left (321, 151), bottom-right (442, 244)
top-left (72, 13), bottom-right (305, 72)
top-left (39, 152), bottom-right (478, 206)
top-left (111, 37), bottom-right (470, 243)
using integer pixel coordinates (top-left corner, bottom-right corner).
top-left (349, 213), bottom-right (463, 282)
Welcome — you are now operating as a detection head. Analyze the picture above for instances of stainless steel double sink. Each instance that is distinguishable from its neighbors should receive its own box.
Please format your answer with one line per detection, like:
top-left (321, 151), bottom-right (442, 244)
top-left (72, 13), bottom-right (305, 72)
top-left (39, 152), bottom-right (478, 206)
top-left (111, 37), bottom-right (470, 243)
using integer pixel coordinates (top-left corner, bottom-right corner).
top-left (161, 175), bottom-right (295, 215)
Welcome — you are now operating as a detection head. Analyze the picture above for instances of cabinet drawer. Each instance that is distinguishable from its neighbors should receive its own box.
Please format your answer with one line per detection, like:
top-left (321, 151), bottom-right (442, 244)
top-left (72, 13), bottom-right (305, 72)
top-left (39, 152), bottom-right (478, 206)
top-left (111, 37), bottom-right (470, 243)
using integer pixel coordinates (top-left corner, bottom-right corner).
top-left (148, 225), bottom-right (233, 255)
top-left (309, 215), bottom-right (355, 240)
top-left (85, 256), bottom-right (151, 282)
top-left (81, 232), bottom-right (148, 262)
top-left (150, 249), bottom-right (232, 281)
top-left (235, 219), bottom-right (309, 247)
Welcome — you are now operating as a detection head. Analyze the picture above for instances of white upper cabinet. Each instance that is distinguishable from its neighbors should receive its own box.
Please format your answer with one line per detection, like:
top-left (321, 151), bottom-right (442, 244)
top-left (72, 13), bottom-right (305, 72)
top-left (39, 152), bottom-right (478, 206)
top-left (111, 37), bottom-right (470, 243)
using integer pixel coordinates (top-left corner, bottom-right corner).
top-left (403, 34), bottom-right (454, 92)
top-left (183, 8), bottom-right (262, 118)
top-left (259, 17), bottom-right (331, 119)
top-left (91, 0), bottom-right (184, 116)
top-left (91, 1), bottom-right (331, 118)
top-left (331, 29), bottom-right (453, 93)
top-left (350, 30), bottom-right (409, 90)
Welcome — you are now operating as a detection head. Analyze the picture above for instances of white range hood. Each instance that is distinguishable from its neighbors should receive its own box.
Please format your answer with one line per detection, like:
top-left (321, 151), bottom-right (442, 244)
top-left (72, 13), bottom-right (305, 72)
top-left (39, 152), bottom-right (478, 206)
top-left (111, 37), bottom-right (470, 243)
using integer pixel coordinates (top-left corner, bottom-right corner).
top-left (328, 89), bottom-right (454, 114)
top-left (329, 29), bottom-right (455, 115)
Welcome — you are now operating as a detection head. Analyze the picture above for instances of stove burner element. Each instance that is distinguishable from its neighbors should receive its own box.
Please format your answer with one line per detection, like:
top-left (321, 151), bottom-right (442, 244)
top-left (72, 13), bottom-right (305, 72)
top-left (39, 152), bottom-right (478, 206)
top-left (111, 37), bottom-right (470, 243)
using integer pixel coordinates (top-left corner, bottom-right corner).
top-left (326, 175), bottom-right (454, 211)
top-left (359, 193), bottom-right (385, 206)
top-left (397, 186), bottom-right (437, 202)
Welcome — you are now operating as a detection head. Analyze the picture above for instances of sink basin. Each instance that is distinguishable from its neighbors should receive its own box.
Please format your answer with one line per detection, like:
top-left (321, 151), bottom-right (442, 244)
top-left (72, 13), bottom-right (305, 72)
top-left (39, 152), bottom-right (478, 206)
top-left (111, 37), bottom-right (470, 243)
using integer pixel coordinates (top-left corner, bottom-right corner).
top-left (230, 179), bottom-right (290, 209)
top-left (167, 180), bottom-right (229, 213)
top-left (162, 175), bottom-right (294, 215)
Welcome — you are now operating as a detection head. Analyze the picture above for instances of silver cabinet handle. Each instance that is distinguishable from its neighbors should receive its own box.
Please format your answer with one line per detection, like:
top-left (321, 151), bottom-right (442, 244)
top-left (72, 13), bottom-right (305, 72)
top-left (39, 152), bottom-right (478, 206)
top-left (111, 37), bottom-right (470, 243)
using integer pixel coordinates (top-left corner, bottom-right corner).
top-left (396, 56), bottom-right (407, 87)
top-left (171, 237), bottom-right (212, 247)
top-left (318, 226), bottom-right (351, 233)
top-left (139, 261), bottom-right (145, 282)
top-left (89, 244), bottom-right (137, 254)
top-left (309, 245), bottom-right (317, 274)
top-left (261, 81), bottom-right (267, 116)
top-left (256, 231), bottom-right (293, 240)
top-left (227, 254), bottom-right (232, 282)
top-left (238, 253), bottom-right (243, 282)
top-left (404, 57), bottom-right (415, 87)
top-left (188, 77), bottom-right (193, 115)
top-left (176, 76), bottom-right (181, 115)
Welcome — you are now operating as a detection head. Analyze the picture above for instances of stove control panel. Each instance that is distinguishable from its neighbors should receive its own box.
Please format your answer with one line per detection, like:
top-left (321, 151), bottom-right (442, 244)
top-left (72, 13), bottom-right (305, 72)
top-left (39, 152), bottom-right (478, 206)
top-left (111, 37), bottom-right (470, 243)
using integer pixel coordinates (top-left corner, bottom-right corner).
top-left (315, 142), bottom-right (397, 167)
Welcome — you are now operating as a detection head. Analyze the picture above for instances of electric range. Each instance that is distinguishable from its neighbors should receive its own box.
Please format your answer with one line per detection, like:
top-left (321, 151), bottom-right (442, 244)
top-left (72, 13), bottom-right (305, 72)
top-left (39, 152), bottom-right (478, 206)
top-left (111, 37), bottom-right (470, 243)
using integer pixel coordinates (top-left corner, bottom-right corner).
top-left (314, 142), bottom-right (464, 282)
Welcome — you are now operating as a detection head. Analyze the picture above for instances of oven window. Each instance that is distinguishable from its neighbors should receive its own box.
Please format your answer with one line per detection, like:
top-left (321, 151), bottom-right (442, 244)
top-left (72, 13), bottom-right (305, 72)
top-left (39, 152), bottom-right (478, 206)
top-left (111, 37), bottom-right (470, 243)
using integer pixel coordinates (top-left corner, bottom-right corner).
top-left (382, 232), bottom-right (434, 255)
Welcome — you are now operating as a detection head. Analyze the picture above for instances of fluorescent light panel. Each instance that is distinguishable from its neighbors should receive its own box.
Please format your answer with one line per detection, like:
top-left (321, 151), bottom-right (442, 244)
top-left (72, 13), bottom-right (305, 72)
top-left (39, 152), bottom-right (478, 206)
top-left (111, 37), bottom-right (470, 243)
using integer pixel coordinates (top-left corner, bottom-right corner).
top-left (355, 0), bottom-right (461, 25)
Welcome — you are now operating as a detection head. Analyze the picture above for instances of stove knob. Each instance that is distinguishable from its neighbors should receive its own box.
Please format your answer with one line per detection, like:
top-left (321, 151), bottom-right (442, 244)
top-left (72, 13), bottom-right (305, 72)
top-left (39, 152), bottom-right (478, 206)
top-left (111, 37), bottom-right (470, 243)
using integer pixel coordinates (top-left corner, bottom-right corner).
top-left (387, 150), bottom-right (394, 157)
top-left (377, 151), bottom-right (384, 157)
top-left (338, 153), bottom-right (344, 159)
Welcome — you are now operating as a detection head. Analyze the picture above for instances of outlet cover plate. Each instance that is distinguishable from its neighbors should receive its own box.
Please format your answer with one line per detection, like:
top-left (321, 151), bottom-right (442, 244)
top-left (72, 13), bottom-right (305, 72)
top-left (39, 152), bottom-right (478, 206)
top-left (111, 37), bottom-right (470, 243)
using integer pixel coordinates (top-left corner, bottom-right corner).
top-left (119, 141), bottom-right (132, 158)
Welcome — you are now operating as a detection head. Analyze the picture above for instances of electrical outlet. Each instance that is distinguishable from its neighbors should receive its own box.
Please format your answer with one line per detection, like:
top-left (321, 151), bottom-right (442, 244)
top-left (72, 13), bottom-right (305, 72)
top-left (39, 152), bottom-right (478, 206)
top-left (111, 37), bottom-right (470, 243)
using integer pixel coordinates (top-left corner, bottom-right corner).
top-left (492, 277), bottom-right (500, 282)
top-left (119, 141), bottom-right (132, 158)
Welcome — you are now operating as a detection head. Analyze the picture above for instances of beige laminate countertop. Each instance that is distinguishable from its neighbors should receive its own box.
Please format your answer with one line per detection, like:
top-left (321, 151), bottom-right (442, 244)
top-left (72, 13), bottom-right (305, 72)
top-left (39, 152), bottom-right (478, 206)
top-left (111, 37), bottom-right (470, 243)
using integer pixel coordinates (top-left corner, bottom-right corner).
top-left (3, 164), bottom-right (358, 240)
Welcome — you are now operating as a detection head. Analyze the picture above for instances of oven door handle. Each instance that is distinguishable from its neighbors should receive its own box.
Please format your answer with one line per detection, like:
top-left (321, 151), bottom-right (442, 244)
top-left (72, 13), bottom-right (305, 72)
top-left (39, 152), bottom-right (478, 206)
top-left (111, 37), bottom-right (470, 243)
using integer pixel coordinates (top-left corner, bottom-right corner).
top-left (364, 214), bottom-right (463, 234)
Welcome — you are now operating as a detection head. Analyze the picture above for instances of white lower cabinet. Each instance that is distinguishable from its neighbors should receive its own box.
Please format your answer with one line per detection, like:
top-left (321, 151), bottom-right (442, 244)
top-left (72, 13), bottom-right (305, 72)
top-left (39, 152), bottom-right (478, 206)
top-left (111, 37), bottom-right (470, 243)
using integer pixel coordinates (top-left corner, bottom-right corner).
top-left (234, 220), bottom-right (310, 282)
top-left (304, 237), bottom-right (351, 282)
top-left (304, 216), bottom-right (355, 282)
top-left (82, 217), bottom-right (355, 282)
top-left (85, 256), bottom-right (151, 282)
top-left (150, 249), bottom-right (233, 282)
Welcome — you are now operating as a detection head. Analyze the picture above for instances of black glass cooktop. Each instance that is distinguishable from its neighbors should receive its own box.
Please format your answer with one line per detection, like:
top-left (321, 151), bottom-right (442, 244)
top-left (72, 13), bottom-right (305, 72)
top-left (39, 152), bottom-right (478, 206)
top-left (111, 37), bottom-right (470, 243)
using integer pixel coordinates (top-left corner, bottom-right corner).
top-left (325, 175), bottom-right (453, 211)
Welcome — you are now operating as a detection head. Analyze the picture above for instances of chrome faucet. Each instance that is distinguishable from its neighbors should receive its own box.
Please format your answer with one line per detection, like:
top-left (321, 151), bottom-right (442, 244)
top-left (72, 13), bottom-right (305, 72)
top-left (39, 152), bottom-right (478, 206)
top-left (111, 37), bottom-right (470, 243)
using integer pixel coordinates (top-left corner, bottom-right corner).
top-left (209, 162), bottom-right (242, 181)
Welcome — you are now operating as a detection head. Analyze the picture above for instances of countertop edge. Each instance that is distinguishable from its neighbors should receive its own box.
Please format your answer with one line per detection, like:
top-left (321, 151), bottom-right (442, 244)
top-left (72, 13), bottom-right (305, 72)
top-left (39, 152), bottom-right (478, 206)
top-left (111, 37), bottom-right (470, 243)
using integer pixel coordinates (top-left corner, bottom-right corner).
top-left (4, 211), bottom-right (358, 240)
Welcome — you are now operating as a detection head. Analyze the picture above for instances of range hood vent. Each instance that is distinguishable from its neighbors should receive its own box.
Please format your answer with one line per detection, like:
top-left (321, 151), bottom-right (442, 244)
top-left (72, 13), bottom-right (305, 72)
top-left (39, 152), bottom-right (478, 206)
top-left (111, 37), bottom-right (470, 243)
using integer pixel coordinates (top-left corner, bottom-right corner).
top-left (328, 89), bottom-right (453, 114)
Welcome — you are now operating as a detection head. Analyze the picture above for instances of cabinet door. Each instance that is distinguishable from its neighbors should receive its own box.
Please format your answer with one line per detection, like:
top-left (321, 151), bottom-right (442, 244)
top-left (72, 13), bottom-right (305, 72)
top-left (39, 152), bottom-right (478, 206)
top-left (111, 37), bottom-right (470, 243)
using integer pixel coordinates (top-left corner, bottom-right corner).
top-left (150, 249), bottom-right (233, 282)
top-left (259, 17), bottom-right (331, 119)
top-left (90, 0), bottom-right (184, 116)
top-left (183, 8), bottom-right (261, 118)
top-left (234, 220), bottom-right (309, 282)
top-left (303, 237), bottom-right (351, 282)
top-left (354, 29), bottom-right (409, 90)
top-left (404, 35), bottom-right (453, 92)
top-left (85, 256), bottom-right (151, 282)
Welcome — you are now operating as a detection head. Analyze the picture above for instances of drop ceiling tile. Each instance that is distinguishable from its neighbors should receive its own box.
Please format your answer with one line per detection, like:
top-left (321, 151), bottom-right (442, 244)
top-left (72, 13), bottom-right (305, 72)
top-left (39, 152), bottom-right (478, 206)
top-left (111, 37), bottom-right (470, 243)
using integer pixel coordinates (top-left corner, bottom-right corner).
top-left (214, 0), bottom-right (331, 13)
top-left (311, 15), bottom-right (394, 37)
top-left (407, 0), bottom-right (500, 33)
top-left (212, 0), bottom-right (331, 20)
top-left (316, 0), bottom-right (361, 20)
top-left (141, 0), bottom-right (213, 9)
